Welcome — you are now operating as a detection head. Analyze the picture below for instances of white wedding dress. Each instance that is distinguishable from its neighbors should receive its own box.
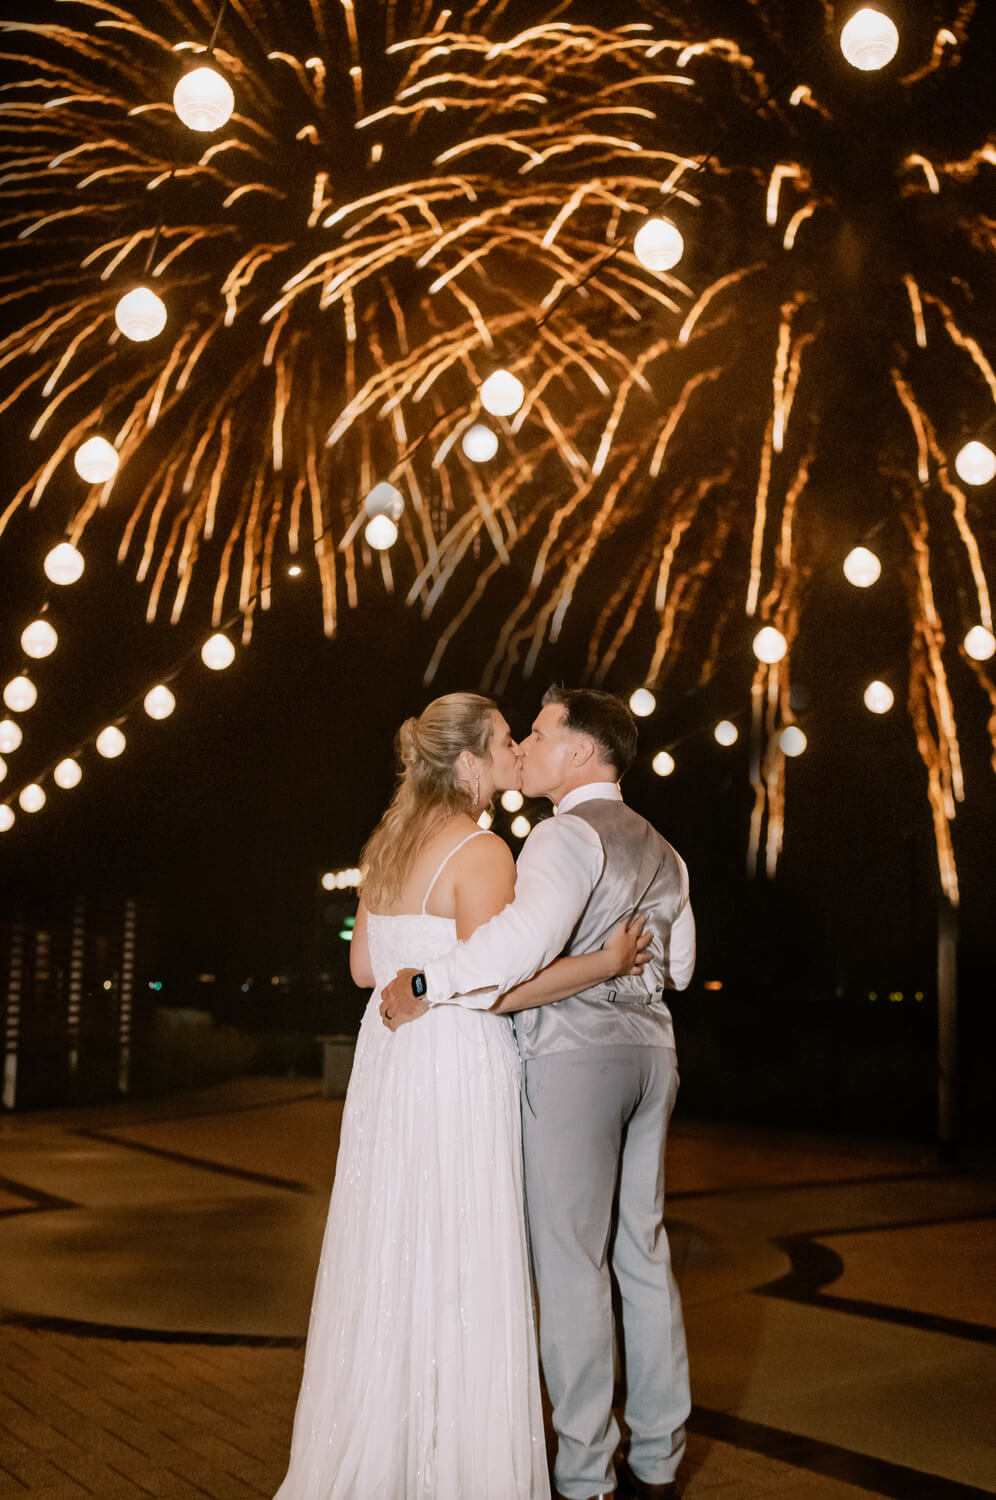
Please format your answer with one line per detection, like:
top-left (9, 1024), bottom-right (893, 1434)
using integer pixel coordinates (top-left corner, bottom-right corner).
top-left (275, 835), bottom-right (550, 1500)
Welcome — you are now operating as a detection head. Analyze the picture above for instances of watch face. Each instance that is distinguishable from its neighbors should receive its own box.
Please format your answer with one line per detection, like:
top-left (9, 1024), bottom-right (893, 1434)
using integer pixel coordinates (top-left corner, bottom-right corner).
top-left (412, 972), bottom-right (427, 998)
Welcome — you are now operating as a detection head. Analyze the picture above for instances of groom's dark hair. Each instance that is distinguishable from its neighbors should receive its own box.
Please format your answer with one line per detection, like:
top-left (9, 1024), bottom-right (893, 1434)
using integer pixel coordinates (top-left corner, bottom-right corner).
top-left (542, 685), bottom-right (638, 777)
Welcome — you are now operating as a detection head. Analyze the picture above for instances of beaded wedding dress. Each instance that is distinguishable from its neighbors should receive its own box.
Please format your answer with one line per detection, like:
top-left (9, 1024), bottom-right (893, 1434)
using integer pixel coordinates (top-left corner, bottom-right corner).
top-left (275, 838), bottom-right (550, 1500)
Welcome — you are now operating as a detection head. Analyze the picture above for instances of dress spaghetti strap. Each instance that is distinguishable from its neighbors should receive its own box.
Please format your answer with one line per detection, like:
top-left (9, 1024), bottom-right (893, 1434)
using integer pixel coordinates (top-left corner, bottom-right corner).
top-left (420, 829), bottom-right (487, 914)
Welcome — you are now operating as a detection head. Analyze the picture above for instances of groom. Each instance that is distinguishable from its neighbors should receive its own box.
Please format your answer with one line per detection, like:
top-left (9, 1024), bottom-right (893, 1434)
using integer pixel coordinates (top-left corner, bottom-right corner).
top-left (380, 686), bottom-right (694, 1500)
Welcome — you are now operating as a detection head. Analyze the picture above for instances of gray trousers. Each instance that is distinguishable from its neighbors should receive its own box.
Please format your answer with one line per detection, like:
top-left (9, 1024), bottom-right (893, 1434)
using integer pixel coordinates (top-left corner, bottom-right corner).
top-left (521, 1044), bottom-right (689, 1499)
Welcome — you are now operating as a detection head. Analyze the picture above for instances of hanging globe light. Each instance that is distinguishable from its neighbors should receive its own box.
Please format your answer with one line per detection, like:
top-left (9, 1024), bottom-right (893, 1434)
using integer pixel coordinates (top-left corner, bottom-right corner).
top-left (839, 8), bottom-right (900, 70)
top-left (714, 720), bottom-right (739, 746)
top-left (115, 286), bottom-right (167, 342)
top-left (477, 809), bottom-right (493, 830)
top-left (364, 514), bottom-right (398, 550)
top-left (779, 725), bottom-right (807, 757)
top-left (652, 750), bottom-right (675, 777)
top-left (633, 216), bottom-right (684, 273)
top-left (964, 625), bottom-right (996, 661)
top-left (73, 436), bottom-right (120, 485)
top-left (363, 480), bottom-right (405, 522)
top-left (462, 424), bottom-right (500, 462)
top-left (864, 680), bottom-right (894, 714)
top-left (96, 725), bottom-right (126, 758)
top-left (954, 439), bottom-right (996, 487)
top-left (0, 757), bottom-right (5, 784)
top-left (20, 619), bottom-right (57, 660)
top-left (173, 66), bottom-right (234, 132)
top-left (0, 720), bottom-right (22, 753)
top-left (4, 676), bottom-right (36, 712)
top-left (500, 789), bottom-right (524, 812)
top-left (0, 805), bottom-right (14, 832)
top-left (629, 688), bottom-right (656, 717)
top-left (480, 370), bottom-right (525, 418)
top-left (843, 545), bottom-right (881, 587)
top-left (44, 542), bottom-right (85, 585)
top-left (752, 626), bottom-right (788, 663)
top-left (510, 814), bottom-right (531, 839)
top-left (18, 783), bottom-right (45, 813)
top-left (201, 634), bottom-right (235, 671)
top-left (143, 684), bottom-right (176, 720)
top-left (53, 758), bottom-right (83, 789)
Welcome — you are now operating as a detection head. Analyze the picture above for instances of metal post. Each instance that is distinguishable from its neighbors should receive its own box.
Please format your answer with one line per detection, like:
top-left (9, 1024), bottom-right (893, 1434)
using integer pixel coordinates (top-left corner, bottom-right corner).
top-left (117, 899), bottom-right (137, 1094)
top-left (937, 901), bottom-right (958, 1160)
top-left (66, 897), bottom-right (85, 1077)
top-left (3, 920), bottom-right (25, 1110)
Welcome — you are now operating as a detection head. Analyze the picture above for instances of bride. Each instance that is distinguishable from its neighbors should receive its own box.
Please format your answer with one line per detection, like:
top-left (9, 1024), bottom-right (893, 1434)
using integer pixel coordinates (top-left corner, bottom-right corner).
top-left (275, 692), bottom-right (648, 1500)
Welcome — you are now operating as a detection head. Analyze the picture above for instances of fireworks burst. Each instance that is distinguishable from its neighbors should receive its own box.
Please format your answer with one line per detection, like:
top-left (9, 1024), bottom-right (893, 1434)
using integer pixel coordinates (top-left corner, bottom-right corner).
top-left (1, 0), bottom-right (994, 899)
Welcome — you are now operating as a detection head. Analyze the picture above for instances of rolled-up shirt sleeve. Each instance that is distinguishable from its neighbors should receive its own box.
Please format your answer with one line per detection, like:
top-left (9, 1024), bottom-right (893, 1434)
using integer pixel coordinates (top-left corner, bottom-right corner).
top-left (422, 815), bottom-right (604, 1008)
top-left (665, 855), bottom-right (696, 991)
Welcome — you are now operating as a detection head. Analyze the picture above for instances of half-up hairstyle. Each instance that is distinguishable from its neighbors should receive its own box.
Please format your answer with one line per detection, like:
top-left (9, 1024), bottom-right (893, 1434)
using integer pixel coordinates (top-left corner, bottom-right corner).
top-left (361, 692), bottom-right (497, 909)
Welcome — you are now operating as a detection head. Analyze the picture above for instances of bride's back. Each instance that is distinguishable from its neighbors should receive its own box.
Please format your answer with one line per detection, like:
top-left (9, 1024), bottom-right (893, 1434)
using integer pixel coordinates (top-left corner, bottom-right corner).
top-left (369, 815), bottom-right (483, 921)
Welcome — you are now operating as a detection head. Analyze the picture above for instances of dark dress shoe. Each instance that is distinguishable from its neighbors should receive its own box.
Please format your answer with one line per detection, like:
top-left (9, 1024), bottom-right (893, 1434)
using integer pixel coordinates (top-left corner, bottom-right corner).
top-left (618, 1460), bottom-right (680, 1499)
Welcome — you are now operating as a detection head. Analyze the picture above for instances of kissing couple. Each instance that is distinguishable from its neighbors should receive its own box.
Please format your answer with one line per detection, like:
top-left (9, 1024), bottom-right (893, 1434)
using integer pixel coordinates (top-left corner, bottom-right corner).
top-left (275, 686), bottom-right (694, 1500)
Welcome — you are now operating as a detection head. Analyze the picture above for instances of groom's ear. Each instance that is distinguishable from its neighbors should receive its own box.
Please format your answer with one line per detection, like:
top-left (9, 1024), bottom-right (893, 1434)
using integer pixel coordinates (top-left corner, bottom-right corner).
top-left (572, 734), bottom-right (598, 767)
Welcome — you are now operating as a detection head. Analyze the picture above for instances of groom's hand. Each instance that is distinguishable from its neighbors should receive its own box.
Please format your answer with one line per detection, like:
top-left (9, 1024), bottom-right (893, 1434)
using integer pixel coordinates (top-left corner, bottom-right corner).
top-left (380, 970), bottom-right (430, 1031)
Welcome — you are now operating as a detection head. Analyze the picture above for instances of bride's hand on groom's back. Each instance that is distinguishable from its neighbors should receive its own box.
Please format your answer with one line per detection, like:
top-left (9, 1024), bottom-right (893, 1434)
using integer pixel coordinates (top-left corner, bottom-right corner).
top-left (602, 915), bottom-right (652, 978)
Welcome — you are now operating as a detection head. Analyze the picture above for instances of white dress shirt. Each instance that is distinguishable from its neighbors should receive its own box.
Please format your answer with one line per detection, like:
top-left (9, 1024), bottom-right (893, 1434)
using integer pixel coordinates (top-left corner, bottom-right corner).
top-left (422, 781), bottom-right (695, 1009)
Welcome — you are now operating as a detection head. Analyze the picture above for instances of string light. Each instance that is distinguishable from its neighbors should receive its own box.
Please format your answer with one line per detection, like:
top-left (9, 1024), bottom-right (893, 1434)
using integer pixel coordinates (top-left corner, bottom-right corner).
top-left (629, 688), bottom-right (656, 717)
top-left (652, 751), bottom-right (675, 777)
top-left (462, 424), bottom-right (500, 462)
top-left (0, 807), bottom-right (14, 833)
top-left (73, 437), bottom-right (119, 484)
top-left (779, 726), bottom-right (807, 757)
top-left (633, 217), bottom-right (684, 272)
top-left (96, 726), bottom-right (126, 758)
top-left (864, 680), bottom-right (894, 714)
top-left (20, 620), bottom-right (57, 659)
top-left (839, 8), bottom-right (900, 71)
top-left (0, 757), bottom-right (5, 784)
top-left (752, 627), bottom-right (788, 664)
top-left (3, 677), bottom-right (36, 712)
top-left (143, 684), bottom-right (176, 719)
top-left (53, 758), bottom-right (82, 789)
top-left (18, 784), bottom-right (45, 813)
top-left (964, 625), bottom-right (996, 661)
top-left (954, 439), bottom-right (996, 487)
top-left (510, 814), bottom-right (531, 838)
top-left (173, 66), bottom-right (234, 132)
top-left (321, 867), bottom-right (361, 890)
top-left (364, 514), bottom-right (398, 550)
top-left (843, 546), bottom-right (881, 587)
top-left (0, 721), bottom-right (22, 753)
top-left (479, 370), bottom-right (525, 418)
top-left (477, 809), bottom-right (493, 830)
top-left (43, 543), bottom-right (85, 585)
top-left (114, 286), bottom-right (167, 342)
top-left (714, 720), bottom-right (738, 746)
top-left (201, 634), bottom-right (235, 670)
top-left (500, 789), bottom-right (524, 812)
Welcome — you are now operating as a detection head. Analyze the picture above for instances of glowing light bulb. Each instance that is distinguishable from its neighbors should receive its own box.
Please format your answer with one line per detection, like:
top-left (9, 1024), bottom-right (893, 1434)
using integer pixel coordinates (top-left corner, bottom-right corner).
top-left (115, 286), bottom-right (167, 342)
top-left (363, 481), bottom-right (404, 521)
top-left (477, 810), bottom-right (493, 830)
top-left (462, 423), bottom-right (500, 462)
top-left (510, 814), bottom-right (531, 839)
top-left (954, 439), bottom-right (996, 487)
top-left (96, 726), bottom-right (126, 758)
top-left (288, 564), bottom-right (302, 577)
top-left (779, 726), bottom-right (807, 757)
top-left (652, 751), bottom-right (675, 777)
top-left (0, 757), bottom-right (5, 784)
top-left (752, 626), bottom-right (788, 663)
top-left (964, 625), bottom-right (996, 661)
top-left (480, 370), bottom-right (525, 418)
top-left (633, 216), bottom-right (684, 272)
top-left (73, 436), bottom-right (119, 484)
top-left (201, 634), bottom-right (235, 670)
top-left (843, 546), bottom-right (881, 587)
top-left (19, 783), bottom-right (45, 813)
top-left (0, 721), bottom-right (22, 753)
top-left (714, 720), bottom-right (738, 746)
top-left (864, 680), bottom-right (894, 714)
top-left (54, 758), bottom-right (82, 789)
top-left (20, 620), bottom-right (57, 659)
top-left (840, 8), bottom-right (900, 70)
top-left (501, 789), bottom-right (524, 812)
top-left (4, 677), bottom-right (36, 712)
top-left (144, 684), bottom-right (176, 720)
top-left (629, 688), bottom-right (656, 717)
top-left (44, 542), bottom-right (85, 585)
top-left (172, 66), bottom-right (234, 132)
top-left (364, 514), bottom-right (398, 550)
top-left (0, 806), bottom-right (12, 832)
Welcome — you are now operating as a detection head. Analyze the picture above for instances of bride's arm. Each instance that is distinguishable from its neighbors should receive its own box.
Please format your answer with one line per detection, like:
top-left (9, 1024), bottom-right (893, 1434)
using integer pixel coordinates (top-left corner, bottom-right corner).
top-left (349, 901), bottom-right (375, 988)
top-left (492, 917), bottom-right (650, 1014)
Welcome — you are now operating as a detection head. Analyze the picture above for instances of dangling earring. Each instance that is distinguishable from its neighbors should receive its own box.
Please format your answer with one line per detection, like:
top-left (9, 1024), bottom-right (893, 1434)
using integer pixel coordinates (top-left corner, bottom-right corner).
top-left (473, 773), bottom-right (480, 810)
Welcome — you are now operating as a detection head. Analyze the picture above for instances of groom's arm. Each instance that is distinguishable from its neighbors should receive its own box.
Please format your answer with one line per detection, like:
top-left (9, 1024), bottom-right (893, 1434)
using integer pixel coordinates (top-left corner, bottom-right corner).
top-left (382, 815), bottom-right (604, 1019)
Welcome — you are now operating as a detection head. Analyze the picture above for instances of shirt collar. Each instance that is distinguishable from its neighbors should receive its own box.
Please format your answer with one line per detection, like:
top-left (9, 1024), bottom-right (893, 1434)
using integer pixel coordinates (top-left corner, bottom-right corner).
top-left (556, 781), bottom-right (623, 815)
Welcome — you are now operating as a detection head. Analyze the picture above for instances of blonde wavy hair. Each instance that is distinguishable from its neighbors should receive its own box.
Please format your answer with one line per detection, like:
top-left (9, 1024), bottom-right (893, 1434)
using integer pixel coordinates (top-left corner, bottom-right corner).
top-left (360, 692), bottom-right (497, 909)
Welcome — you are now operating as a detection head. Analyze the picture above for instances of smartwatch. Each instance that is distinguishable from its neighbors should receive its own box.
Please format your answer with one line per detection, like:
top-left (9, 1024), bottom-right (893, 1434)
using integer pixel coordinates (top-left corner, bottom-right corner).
top-left (411, 972), bottom-right (427, 999)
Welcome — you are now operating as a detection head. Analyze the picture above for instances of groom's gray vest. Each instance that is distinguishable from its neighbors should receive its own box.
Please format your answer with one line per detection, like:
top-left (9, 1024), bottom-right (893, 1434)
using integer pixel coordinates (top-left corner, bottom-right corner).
top-left (512, 797), bottom-right (686, 1061)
